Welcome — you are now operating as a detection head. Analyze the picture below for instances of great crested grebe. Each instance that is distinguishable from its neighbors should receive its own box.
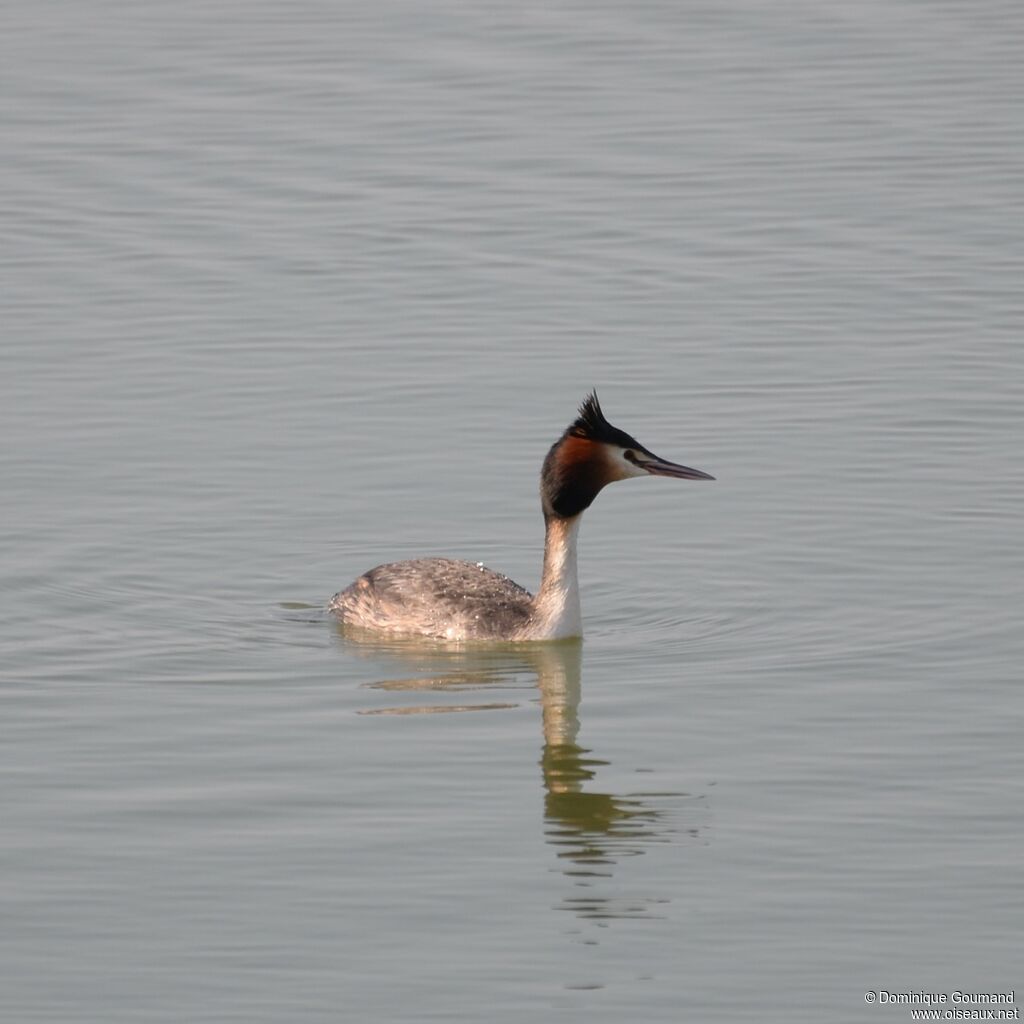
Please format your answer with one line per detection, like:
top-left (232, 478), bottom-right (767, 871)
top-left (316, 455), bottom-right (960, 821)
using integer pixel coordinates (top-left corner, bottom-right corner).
top-left (329, 393), bottom-right (713, 642)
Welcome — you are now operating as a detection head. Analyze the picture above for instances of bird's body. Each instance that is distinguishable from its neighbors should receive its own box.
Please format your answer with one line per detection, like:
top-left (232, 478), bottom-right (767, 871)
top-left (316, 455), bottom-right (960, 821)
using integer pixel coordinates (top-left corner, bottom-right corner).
top-left (330, 558), bottom-right (535, 641)
top-left (329, 393), bottom-right (712, 642)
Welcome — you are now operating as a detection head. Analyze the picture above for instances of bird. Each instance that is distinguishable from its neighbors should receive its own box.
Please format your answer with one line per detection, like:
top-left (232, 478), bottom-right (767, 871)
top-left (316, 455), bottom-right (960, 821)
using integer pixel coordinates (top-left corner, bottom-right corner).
top-left (329, 392), bottom-right (713, 642)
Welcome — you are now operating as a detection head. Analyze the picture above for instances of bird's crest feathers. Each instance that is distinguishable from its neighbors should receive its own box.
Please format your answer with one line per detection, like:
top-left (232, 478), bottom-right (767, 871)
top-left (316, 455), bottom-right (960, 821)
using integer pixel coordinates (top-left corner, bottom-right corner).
top-left (567, 391), bottom-right (642, 450)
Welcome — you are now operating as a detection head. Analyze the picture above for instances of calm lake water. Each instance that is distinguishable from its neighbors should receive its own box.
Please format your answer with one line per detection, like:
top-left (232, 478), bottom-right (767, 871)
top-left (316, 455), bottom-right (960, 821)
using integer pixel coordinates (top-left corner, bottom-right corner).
top-left (3, 2), bottom-right (1022, 1021)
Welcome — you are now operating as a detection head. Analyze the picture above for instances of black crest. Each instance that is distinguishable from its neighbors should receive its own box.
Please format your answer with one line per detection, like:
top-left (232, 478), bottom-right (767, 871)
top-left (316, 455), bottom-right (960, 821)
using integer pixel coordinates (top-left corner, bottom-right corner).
top-left (567, 391), bottom-right (642, 450)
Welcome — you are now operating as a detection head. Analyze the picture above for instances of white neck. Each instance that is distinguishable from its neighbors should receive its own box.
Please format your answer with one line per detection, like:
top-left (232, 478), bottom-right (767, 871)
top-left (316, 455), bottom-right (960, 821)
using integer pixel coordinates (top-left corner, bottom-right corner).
top-left (529, 515), bottom-right (582, 640)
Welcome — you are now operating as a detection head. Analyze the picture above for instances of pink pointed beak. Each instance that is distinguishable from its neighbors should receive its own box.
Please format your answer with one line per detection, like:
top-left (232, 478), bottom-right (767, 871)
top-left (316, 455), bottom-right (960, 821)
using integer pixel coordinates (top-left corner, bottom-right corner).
top-left (634, 452), bottom-right (715, 480)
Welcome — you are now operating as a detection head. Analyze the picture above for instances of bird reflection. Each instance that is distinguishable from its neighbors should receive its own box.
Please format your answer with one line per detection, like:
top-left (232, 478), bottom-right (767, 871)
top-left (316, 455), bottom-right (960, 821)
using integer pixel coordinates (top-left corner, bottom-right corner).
top-left (336, 623), bottom-right (708, 921)
top-left (532, 644), bottom-right (707, 920)
top-left (538, 645), bottom-right (664, 853)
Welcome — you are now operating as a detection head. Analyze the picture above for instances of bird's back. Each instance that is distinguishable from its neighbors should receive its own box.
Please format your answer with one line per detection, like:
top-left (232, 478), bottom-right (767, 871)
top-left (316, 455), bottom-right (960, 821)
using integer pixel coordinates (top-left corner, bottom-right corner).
top-left (329, 558), bottom-right (534, 641)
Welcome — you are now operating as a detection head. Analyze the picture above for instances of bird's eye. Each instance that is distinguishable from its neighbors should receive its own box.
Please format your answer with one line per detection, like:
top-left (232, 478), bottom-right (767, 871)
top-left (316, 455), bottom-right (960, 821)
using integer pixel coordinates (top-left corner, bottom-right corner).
top-left (623, 450), bottom-right (638, 464)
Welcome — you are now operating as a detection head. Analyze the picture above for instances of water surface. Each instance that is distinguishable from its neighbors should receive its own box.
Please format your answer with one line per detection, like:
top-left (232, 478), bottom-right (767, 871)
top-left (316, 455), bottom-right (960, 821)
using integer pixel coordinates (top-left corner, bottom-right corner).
top-left (3, 2), bottom-right (1023, 1021)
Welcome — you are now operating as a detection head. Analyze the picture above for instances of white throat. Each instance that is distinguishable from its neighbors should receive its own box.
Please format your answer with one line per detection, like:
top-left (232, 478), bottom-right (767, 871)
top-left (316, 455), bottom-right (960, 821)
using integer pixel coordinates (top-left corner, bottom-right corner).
top-left (529, 515), bottom-right (582, 640)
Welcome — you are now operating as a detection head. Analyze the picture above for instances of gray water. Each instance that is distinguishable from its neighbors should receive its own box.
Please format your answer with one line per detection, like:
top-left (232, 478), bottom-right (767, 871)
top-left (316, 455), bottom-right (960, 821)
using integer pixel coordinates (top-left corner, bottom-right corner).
top-left (3, 2), bottom-right (1023, 1021)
